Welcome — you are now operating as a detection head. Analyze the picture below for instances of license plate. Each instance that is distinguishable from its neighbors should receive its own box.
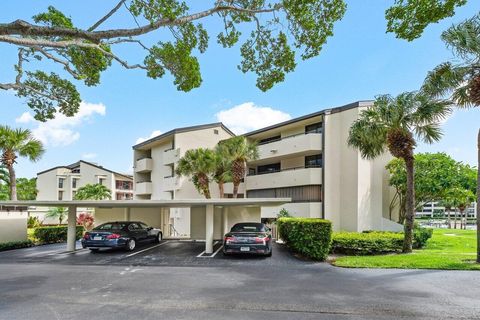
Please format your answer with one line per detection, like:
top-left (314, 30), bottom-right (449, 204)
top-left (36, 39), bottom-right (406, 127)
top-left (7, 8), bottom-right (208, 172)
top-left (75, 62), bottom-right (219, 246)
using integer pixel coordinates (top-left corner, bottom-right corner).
top-left (240, 247), bottom-right (250, 252)
top-left (93, 236), bottom-right (103, 241)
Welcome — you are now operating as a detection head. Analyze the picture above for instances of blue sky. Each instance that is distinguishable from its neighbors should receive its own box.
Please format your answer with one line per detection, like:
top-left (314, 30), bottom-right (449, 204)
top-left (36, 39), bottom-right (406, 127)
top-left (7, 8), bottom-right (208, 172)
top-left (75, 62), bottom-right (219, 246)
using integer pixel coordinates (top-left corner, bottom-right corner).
top-left (0, 1), bottom-right (479, 178)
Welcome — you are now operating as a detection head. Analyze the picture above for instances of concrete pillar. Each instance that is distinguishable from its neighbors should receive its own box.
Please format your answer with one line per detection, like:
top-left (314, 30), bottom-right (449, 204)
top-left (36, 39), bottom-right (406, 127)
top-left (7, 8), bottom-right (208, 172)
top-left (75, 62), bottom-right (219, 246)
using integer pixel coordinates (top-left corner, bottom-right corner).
top-left (124, 207), bottom-right (131, 221)
top-left (67, 205), bottom-right (77, 252)
top-left (222, 207), bottom-right (229, 236)
top-left (205, 204), bottom-right (214, 254)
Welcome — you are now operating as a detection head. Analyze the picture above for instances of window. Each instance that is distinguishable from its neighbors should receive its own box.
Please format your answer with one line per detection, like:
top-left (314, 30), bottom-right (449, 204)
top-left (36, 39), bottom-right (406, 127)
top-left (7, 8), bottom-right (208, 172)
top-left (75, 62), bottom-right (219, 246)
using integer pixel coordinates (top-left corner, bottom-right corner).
top-left (213, 129), bottom-right (219, 135)
top-left (72, 178), bottom-right (78, 189)
top-left (58, 178), bottom-right (65, 189)
top-left (116, 180), bottom-right (133, 190)
top-left (259, 135), bottom-right (281, 145)
top-left (139, 222), bottom-right (149, 229)
top-left (305, 122), bottom-right (323, 134)
top-left (58, 191), bottom-right (64, 200)
top-left (128, 223), bottom-right (141, 231)
top-left (257, 163), bottom-right (281, 175)
top-left (248, 168), bottom-right (256, 176)
top-left (305, 154), bottom-right (322, 168)
top-left (98, 177), bottom-right (106, 185)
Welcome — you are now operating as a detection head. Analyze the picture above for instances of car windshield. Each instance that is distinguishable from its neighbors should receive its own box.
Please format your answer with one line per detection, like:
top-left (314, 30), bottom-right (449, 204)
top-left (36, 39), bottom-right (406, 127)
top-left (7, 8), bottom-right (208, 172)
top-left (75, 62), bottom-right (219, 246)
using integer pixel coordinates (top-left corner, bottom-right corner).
top-left (231, 223), bottom-right (264, 232)
top-left (95, 223), bottom-right (127, 231)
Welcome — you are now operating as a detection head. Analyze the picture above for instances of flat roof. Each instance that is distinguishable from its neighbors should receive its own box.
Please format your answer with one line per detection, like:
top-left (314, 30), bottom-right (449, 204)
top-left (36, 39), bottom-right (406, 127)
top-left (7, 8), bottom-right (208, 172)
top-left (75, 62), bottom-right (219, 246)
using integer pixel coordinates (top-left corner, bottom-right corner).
top-left (244, 100), bottom-right (373, 137)
top-left (0, 198), bottom-right (291, 209)
top-left (37, 160), bottom-right (133, 180)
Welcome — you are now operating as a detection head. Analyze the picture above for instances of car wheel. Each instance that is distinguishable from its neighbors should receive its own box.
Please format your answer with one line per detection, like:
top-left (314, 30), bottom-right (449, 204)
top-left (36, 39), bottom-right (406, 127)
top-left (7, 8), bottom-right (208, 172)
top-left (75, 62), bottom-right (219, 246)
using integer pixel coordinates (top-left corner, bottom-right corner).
top-left (126, 239), bottom-right (136, 251)
top-left (155, 232), bottom-right (162, 243)
top-left (89, 248), bottom-right (99, 253)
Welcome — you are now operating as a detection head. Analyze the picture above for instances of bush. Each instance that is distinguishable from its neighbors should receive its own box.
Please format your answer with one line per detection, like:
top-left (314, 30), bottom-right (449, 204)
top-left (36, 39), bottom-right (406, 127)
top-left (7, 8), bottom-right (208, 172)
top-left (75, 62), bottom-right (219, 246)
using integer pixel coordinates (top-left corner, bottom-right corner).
top-left (27, 216), bottom-right (41, 228)
top-left (277, 217), bottom-right (332, 261)
top-left (413, 226), bottom-right (433, 249)
top-left (331, 232), bottom-right (404, 255)
top-left (33, 226), bottom-right (83, 244)
top-left (0, 240), bottom-right (34, 252)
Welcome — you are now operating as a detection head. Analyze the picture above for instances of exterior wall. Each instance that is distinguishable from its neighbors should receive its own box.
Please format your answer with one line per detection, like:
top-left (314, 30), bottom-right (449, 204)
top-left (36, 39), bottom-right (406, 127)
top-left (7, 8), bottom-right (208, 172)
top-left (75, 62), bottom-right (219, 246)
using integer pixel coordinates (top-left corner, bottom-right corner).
top-left (93, 207), bottom-right (169, 233)
top-left (0, 211), bottom-right (27, 243)
top-left (260, 203), bottom-right (322, 218)
top-left (323, 105), bottom-right (400, 231)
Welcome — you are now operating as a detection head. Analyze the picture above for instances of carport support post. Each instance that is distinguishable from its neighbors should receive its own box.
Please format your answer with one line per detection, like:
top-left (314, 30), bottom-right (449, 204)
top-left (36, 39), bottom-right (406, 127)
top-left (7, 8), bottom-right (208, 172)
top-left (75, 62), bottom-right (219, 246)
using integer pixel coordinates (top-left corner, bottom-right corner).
top-left (67, 205), bottom-right (77, 252)
top-left (205, 204), bottom-right (214, 254)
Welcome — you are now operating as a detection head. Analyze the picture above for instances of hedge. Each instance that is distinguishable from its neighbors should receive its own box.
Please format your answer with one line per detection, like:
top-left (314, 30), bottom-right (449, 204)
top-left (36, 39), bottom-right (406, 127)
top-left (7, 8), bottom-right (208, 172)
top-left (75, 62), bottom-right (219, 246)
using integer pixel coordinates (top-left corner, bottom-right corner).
top-left (332, 226), bottom-right (434, 255)
top-left (277, 217), bottom-right (332, 261)
top-left (0, 240), bottom-right (34, 252)
top-left (331, 232), bottom-right (404, 255)
top-left (33, 226), bottom-right (84, 244)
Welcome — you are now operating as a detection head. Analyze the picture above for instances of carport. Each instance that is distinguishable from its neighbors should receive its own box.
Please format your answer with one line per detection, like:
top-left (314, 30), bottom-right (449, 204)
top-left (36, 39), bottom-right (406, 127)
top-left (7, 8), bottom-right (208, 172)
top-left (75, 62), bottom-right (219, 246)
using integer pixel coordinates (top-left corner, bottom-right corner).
top-left (0, 198), bottom-right (290, 254)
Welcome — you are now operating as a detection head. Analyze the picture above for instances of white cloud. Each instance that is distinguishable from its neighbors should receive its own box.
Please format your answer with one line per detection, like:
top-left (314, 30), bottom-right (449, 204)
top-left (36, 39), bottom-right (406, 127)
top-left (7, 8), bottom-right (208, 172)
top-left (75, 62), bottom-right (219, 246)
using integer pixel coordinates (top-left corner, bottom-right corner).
top-left (81, 153), bottom-right (97, 160)
top-left (136, 130), bottom-right (162, 144)
top-left (215, 102), bottom-right (292, 134)
top-left (14, 101), bottom-right (106, 147)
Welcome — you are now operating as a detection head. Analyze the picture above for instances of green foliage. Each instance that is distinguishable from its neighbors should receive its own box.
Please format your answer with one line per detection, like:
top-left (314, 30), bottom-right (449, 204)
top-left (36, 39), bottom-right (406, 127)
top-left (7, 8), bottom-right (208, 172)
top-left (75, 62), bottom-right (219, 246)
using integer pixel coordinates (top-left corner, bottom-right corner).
top-left (16, 178), bottom-right (37, 200)
top-left (33, 6), bottom-right (74, 28)
top-left (385, 0), bottom-right (467, 41)
top-left (17, 71), bottom-right (81, 121)
top-left (33, 226), bottom-right (83, 244)
top-left (277, 208), bottom-right (292, 218)
top-left (74, 183), bottom-right (112, 200)
top-left (277, 217), bottom-right (332, 261)
top-left (176, 148), bottom-right (216, 198)
top-left (27, 216), bottom-right (41, 228)
top-left (0, 240), bottom-right (34, 252)
top-left (45, 207), bottom-right (67, 225)
top-left (413, 226), bottom-right (434, 249)
top-left (331, 232), bottom-right (404, 255)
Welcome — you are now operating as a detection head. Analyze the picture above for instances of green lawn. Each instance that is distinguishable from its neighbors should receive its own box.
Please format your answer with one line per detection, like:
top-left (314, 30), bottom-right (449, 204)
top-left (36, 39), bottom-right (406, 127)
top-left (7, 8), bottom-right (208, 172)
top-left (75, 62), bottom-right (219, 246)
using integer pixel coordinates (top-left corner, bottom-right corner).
top-left (333, 228), bottom-right (480, 270)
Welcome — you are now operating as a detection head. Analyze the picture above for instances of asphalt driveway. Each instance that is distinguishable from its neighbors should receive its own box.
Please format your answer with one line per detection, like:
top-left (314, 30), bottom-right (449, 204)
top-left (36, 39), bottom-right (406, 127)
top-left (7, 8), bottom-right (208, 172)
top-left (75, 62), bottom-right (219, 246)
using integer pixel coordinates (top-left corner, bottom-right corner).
top-left (0, 242), bottom-right (479, 319)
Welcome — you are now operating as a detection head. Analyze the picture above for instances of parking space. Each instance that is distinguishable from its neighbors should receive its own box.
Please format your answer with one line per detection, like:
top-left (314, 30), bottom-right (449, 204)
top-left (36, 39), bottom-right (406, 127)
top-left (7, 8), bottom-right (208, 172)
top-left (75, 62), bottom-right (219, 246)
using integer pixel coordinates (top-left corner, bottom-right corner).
top-left (0, 240), bottom-right (311, 267)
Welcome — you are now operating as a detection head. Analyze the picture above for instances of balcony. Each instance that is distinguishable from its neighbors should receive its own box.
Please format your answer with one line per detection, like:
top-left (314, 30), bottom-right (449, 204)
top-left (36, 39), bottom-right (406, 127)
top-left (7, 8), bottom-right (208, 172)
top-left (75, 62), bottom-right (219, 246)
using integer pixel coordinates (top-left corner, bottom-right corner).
top-left (164, 148), bottom-right (180, 164)
top-left (163, 176), bottom-right (182, 191)
top-left (254, 133), bottom-right (322, 162)
top-left (245, 166), bottom-right (322, 189)
top-left (136, 181), bottom-right (152, 195)
top-left (135, 157), bottom-right (153, 173)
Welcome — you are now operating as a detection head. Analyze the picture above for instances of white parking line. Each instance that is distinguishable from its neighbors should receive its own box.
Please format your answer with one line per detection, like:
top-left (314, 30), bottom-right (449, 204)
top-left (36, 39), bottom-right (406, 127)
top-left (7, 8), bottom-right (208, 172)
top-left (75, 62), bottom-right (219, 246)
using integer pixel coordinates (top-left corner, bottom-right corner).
top-left (211, 245), bottom-right (224, 258)
top-left (124, 241), bottom-right (169, 258)
top-left (196, 241), bottom-right (220, 258)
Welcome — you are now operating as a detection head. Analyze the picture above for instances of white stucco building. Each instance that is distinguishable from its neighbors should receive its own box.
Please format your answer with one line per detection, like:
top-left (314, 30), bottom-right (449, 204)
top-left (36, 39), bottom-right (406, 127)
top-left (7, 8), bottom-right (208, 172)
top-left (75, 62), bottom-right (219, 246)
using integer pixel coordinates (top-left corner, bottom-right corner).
top-left (130, 101), bottom-right (403, 234)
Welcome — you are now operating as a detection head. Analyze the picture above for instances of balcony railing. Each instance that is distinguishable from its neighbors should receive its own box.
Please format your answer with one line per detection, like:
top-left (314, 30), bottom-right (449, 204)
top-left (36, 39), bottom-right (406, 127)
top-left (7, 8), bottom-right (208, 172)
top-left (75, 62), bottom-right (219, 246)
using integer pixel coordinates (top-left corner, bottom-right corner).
top-left (248, 165), bottom-right (322, 176)
top-left (257, 131), bottom-right (322, 146)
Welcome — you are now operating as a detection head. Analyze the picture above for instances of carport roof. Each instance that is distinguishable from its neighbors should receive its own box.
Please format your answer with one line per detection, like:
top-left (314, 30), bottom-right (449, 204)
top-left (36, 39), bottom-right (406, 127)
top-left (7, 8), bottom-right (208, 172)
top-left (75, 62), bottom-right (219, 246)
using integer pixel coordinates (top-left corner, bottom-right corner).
top-left (0, 198), bottom-right (291, 208)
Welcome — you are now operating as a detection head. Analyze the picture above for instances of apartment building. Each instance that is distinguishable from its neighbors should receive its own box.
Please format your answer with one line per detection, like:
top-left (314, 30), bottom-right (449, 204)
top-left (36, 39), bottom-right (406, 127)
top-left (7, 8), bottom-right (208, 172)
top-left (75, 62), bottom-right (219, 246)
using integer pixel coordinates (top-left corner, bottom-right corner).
top-left (131, 101), bottom-right (402, 233)
top-left (37, 160), bottom-right (134, 201)
top-left (132, 123), bottom-right (238, 235)
top-left (417, 201), bottom-right (478, 218)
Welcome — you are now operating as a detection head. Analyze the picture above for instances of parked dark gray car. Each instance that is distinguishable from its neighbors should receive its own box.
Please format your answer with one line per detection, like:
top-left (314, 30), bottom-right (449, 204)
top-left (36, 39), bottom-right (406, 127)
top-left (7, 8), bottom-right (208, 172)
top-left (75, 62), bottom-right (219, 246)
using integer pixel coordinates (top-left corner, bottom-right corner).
top-left (223, 222), bottom-right (272, 256)
top-left (81, 221), bottom-right (162, 252)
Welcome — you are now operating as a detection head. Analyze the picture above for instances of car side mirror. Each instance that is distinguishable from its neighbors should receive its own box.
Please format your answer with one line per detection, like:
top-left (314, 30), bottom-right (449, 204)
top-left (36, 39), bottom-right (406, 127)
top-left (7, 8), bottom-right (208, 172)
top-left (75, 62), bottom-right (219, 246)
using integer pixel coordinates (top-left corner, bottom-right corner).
top-left (147, 227), bottom-right (153, 231)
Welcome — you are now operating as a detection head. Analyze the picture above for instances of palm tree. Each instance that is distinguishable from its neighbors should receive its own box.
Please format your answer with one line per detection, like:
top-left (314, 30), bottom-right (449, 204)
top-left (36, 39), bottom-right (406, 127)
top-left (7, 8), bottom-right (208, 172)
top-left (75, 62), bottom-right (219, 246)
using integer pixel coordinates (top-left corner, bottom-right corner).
top-left (175, 148), bottom-right (216, 199)
top-left (0, 125), bottom-right (44, 200)
top-left (440, 198), bottom-right (455, 229)
top-left (222, 136), bottom-right (259, 198)
top-left (45, 207), bottom-right (67, 225)
top-left (74, 184), bottom-right (111, 200)
top-left (213, 143), bottom-right (232, 198)
top-left (348, 92), bottom-right (452, 253)
top-left (422, 14), bottom-right (480, 260)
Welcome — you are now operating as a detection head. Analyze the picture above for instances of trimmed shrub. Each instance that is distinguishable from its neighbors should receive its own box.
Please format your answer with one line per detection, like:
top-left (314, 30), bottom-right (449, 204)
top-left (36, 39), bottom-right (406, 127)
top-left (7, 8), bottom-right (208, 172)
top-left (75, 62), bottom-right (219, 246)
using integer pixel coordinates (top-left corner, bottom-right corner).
top-left (0, 240), bottom-right (34, 251)
top-left (33, 226), bottom-right (83, 244)
top-left (331, 232), bottom-right (404, 255)
top-left (277, 217), bottom-right (332, 261)
top-left (413, 226), bottom-right (433, 249)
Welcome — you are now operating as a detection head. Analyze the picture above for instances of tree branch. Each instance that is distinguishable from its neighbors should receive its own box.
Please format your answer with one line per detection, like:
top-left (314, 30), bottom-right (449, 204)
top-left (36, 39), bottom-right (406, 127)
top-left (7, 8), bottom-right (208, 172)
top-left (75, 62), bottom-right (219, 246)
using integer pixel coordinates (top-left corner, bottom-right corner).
top-left (88, 0), bottom-right (127, 31)
top-left (32, 47), bottom-right (82, 79)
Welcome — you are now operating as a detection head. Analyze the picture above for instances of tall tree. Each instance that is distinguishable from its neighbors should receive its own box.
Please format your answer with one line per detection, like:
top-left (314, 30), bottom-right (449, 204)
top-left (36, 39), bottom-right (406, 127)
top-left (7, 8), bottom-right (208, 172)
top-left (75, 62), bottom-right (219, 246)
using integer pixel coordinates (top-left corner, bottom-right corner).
top-left (348, 92), bottom-right (452, 253)
top-left (213, 143), bottom-right (232, 198)
top-left (222, 136), bottom-right (259, 198)
top-left (16, 178), bottom-right (38, 200)
top-left (176, 148), bottom-right (216, 199)
top-left (421, 14), bottom-right (480, 261)
top-left (0, 126), bottom-right (44, 201)
top-left (0, 1), bottom-right (349, 120)
top-left (74, 183), bottom-right (112, 200)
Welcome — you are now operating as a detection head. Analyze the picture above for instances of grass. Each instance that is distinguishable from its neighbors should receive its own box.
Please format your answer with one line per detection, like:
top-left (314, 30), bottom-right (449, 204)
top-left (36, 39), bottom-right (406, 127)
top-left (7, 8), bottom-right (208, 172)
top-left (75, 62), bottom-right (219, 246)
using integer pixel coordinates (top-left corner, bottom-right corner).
top-left (333, 228), bottom-right (480, 270)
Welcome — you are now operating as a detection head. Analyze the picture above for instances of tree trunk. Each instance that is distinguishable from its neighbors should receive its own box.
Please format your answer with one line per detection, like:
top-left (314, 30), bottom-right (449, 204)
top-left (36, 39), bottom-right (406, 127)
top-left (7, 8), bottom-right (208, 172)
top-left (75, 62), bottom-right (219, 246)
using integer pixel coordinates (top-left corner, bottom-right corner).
top-left (218, 181), bottom-right (225, 198)
top-left (232, 183), bottom-right (239, 198)
top-left (446, 208), bottom-right (451, 229)
top-left (460, 209), bottom-right (464, 229)
top-left (454, 209), bottom-right (458, 229)
top-left (7, 164), bottom-right (16, 201)
top-left (477, 128), bottom-right (480, 263)
top-left (403, 156), bottom-right (415, 253)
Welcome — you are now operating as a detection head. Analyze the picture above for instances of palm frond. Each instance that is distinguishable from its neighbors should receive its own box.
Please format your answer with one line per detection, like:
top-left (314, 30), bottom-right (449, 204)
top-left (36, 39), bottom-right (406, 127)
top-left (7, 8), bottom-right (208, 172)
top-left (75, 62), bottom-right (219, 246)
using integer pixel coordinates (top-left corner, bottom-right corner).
top-left (441, 14), bottom-right (480, 62)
